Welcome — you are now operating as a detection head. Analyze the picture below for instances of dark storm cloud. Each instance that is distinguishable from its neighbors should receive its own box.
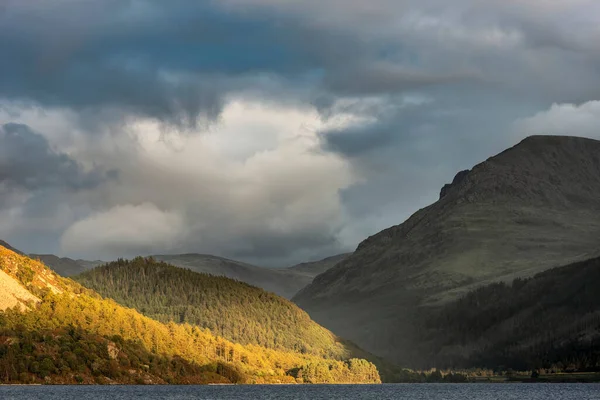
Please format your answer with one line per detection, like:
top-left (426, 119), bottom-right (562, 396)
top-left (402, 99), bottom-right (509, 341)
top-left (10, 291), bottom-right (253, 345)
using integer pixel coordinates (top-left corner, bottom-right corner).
top-left (0, 123), bottom-right (113, 190)
top-left (0, 1), bottom-right (361, 125)
top-left (323, 64), bottom-right (474, 96)
top-left (228, 228), bottom-right (341, 260)
top-left (0, 0), bottom-right (488, 127)
top-left (2, 1), bottom-right (600, 263)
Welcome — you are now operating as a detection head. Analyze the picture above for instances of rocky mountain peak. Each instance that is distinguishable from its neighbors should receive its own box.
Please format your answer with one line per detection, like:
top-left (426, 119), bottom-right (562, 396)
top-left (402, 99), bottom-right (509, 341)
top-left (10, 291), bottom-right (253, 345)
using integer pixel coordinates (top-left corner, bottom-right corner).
top-left (439, 169), bottom-right (470, 199)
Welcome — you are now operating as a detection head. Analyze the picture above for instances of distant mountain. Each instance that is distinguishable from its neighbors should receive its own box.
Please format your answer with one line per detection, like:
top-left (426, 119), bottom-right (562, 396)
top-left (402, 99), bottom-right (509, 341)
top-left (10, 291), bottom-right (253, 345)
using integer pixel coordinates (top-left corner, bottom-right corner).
top-left (422, 256), bottom-right (600, 371)
top-left (11, 244), bottom-right (341, 295)
top-left (152, 253), bottom-right (339, 299)
top-left (0, 242), bottom-right (104, 277)
top-left (294, 136), bottom-right (600, 367)
top-left (0, 244), bottom-right (380, 384)
top-left (28, 254), bottom-right (104, 277)
top-left (288, 253), bottom-right (350, 277)
top-left (30, 254), bottom-right (86, 276)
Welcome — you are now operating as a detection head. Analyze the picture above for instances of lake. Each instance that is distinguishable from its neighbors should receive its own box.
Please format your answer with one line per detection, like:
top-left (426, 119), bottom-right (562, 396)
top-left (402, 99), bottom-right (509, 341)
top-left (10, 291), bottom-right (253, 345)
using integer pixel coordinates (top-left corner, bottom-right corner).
top-left (1, 383), bottom-right (599, 400)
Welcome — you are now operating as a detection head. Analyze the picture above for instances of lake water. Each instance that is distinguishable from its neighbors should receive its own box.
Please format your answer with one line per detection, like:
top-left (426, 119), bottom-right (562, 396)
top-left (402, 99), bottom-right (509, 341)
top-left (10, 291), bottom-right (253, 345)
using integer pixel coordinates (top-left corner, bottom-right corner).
top-left (1, 383), bottom-right (599, 400)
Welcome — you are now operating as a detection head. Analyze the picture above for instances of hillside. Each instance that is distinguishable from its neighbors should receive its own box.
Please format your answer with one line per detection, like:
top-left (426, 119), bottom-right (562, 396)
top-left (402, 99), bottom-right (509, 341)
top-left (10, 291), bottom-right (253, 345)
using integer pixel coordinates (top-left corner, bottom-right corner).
top-left (75, 258), bottom-right (353, 359)
top-left (294, 135), bottom-right (600, 366)
top-left (0, 242), bottom-right (103, 277)
top-left (422, 256), bottom-right (600, 371)
top-left (0, 240), bottom-right (24, 255)
top-left (288, 254), bottom-right (350, 278)
top-left (153, 253), bottom-right (318, 299)
top-left (0, 245), bottom-right (380, 384)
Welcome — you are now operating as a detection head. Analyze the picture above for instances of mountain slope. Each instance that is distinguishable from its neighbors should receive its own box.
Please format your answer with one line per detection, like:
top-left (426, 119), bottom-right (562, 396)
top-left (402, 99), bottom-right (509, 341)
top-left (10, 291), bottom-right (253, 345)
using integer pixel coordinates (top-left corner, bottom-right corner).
top-left (153, 253), bottom-right (315, 299)
top-left (288, 253), bottom-right (350, 278)
top-left (422, 256), bottom-right (600, 371)
top-left (294, 135), bottom-right (600, 366)
top-left (0, 245), bottom-right (380, 384)
top-left (75, 257), bottom-right (354, 359)
top-left (0, 240), bottom-right (24, 255)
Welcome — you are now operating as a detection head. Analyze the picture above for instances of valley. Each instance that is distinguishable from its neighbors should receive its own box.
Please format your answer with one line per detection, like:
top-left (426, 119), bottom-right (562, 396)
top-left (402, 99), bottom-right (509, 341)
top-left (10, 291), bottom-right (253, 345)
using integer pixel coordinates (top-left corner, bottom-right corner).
top-left (2, 136), bottom-right (599, 383)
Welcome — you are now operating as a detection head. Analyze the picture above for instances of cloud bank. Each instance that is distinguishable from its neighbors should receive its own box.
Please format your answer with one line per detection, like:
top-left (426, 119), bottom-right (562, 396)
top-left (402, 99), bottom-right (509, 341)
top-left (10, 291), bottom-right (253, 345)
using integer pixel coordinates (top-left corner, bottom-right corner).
top-left (1, 1), bottom-right (599, 264)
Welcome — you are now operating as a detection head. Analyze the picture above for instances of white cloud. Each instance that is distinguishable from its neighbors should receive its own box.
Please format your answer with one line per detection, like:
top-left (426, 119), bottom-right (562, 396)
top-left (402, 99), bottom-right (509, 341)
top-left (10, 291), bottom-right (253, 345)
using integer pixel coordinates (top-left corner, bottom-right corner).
top-left (0, 99), bottom-right (361, 262)
top-left (514, 101), bottom-right (600, 140)
top-left (61, 203), bottom-right (185, 256)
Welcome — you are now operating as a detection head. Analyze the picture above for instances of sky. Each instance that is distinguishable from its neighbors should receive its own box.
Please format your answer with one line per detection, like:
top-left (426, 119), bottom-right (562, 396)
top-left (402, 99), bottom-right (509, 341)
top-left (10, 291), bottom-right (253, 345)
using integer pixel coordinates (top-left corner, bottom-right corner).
top-left (1, 0), bottom-right (600, 266)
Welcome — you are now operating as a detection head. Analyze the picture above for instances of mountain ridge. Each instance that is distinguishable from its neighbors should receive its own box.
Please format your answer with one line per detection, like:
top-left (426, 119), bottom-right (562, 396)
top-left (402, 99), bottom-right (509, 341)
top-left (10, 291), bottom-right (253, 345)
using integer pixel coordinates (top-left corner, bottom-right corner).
top-left (152, 252), bottom-right (343, 298)
top-left (294, 135), bottom-right (600, 365)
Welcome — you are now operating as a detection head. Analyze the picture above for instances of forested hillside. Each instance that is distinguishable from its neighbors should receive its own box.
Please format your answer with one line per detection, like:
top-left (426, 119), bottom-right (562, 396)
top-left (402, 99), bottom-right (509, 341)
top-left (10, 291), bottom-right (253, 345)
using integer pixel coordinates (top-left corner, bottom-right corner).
top-left (0, 245), bottom-right (380, 384)
top-left (421, 256), bottom-right (600, 371)
top-left (76, 258), bottom-right (352, 358)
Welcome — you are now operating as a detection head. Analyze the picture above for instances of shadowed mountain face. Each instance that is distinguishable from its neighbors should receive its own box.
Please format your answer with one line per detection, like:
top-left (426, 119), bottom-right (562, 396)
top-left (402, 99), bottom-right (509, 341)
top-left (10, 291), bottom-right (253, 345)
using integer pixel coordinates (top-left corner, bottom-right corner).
top-left (288, 253), bottom-right (350, 277)
top-left (294, 135), bottom-right (600, 366)
top-left (152, 253), bottom-right (344, 299)
top-left (421, 256), bottom-right (600, 371)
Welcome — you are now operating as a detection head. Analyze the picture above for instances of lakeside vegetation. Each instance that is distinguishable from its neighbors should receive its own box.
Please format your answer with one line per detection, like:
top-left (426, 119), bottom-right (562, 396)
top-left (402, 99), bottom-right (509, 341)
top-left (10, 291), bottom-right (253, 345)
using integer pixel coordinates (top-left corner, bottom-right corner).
top-left (0, 246), bottom-right (380, 384)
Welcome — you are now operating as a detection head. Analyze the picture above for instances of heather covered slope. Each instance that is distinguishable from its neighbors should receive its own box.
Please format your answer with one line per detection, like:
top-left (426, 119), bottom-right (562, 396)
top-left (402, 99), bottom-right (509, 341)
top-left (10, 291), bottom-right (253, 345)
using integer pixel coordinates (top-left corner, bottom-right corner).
top-left (0, 240), bottom-right (24, 255)
top-left (294, 135), bottom-right (600, 366)
top-left (0, 245), bottom-right (380, 384)
top-left (75, 258), bottom-right (354, 359)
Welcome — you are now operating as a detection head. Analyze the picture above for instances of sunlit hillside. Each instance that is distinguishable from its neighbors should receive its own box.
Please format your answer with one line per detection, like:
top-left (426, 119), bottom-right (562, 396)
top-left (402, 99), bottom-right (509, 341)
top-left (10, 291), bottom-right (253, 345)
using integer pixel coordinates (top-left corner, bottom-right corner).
top-left (76, 258), bottom-right (354, 359)
top-left (0, 245), bottom-right (380, 384)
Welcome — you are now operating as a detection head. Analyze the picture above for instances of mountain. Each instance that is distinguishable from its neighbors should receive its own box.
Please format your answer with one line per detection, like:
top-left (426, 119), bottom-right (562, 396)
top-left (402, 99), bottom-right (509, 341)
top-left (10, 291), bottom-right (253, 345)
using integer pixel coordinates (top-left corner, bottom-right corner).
top-left (75, 257), bottom-right (357, 358)
top-left (28, 255), bottom-right (104, 277)
top-left (422, 256), bottom-right (600, 371)
top-left (152, 253), bottom-right (334, 299)
top-left (16, 247), bottom-right (342, 296)
top-left (0, 243), bottom-right (105, 277)
top-left (288, 253), bottom-right (350, 277)
top-left (0, 244), bottom-right (380, 384)
top-left (294, 135), bottom-right (600, 367)
top-left (30, 254), bottom-right (89, 276)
